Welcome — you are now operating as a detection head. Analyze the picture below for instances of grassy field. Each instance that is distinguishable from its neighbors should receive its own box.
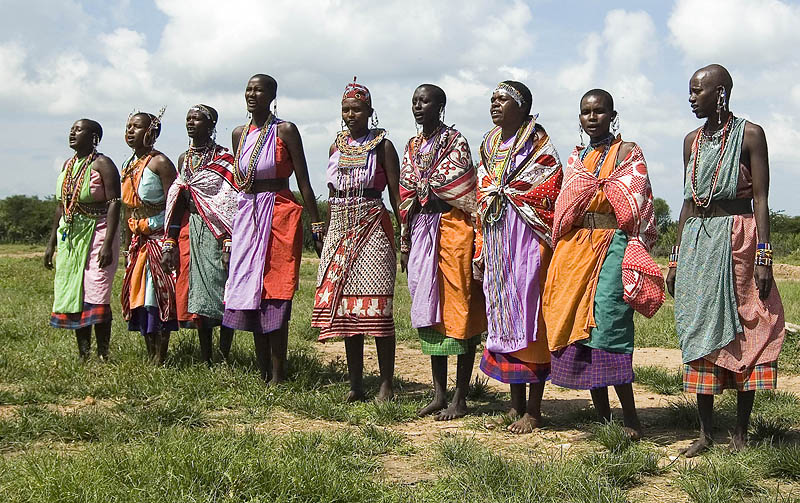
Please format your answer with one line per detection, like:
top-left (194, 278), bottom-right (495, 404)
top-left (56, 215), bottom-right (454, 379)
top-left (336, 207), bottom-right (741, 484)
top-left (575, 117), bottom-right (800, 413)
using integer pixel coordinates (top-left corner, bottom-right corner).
top-left (1, 246), bottom-right (799, 502)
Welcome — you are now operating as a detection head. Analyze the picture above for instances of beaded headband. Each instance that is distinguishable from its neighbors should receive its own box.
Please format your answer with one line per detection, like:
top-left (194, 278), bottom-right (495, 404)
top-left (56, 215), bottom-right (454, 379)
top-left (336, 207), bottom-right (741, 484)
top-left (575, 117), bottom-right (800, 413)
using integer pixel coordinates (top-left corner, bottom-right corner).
top-left (494, 82), bottom-right (524, 108)
top-left (189, 104), bottom-right (215, 124)
top-left (343, 76), bottom-right (372, 107)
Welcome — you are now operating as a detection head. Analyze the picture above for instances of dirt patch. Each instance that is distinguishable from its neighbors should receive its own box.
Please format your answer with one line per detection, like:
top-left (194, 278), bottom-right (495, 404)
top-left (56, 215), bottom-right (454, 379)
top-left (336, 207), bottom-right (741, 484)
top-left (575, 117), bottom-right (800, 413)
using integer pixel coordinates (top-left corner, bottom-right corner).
top-left (774, 263), bottom-right (800, 281)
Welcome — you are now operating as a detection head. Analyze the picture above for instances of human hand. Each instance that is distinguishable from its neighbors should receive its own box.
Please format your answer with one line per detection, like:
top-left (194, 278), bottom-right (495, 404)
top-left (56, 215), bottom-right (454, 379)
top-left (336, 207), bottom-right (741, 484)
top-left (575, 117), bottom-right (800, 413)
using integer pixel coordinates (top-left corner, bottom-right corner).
top-left (666, 267), bottom-right (676, 298)
top-left (754, 265), bottom-right (772, 300)
top-left (400, 252), bottom-right (409, 273)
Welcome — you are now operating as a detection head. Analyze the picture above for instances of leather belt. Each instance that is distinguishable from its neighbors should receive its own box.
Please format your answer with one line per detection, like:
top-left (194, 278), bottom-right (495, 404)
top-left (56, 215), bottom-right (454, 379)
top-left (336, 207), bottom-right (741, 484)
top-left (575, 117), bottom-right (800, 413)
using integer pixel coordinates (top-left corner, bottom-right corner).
top-left (74, 201), bottom-right (108, 217)
top-left (332, 188), bottom-right (382, 199)
top-left (687, 198), bottom-right (753, 218)
top-left (249, 178), bottom-right (289, 194)
top-left (420, 198), bottom-right (452, 214)
top-left (131, 203), bottom-right (166, 220)
top-left (578, 212), bottom-right (618, 229)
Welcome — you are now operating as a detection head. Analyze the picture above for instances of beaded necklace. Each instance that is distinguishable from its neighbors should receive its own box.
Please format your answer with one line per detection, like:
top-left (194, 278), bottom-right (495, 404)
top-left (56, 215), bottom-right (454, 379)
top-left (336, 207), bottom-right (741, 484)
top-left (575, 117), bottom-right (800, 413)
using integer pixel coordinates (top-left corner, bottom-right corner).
top-left (690, 114), bottom-right (733, 208)
top-left (184, 142), bottom-right (216, 181)
top-left (486, 118), bottom-right (533, 184)
top-left (335, 129), bottom-right (387, 169)
top-left (121, 151), bottom-right (154, 184)
top-left (411, 123), bottom-right (448, 173)
top-left (233, 116), bottom-right (275, 192)
top-left (579, 134), bottom-right (614, 176)
top-left (61, 151), bottom-right (96, 223)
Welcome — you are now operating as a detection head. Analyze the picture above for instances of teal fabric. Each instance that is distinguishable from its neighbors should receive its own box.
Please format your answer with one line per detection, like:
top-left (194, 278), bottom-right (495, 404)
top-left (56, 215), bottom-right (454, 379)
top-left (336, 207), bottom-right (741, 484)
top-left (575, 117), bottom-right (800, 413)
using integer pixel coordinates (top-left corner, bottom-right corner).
top-left (139, 168), bottom-right (165, 231)
top-left (675, 116), bottom-right (746, 364)
top-left (188, 213), bottom-right (226, 320)
top-left (582, 229), bottom-right (634, 354)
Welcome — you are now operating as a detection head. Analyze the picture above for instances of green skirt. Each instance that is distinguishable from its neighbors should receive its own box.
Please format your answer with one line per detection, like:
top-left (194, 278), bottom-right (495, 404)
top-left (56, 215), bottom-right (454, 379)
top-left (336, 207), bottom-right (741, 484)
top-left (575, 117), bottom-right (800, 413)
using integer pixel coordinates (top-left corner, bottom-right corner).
top-left (419, 327), bottom-right (481, 356)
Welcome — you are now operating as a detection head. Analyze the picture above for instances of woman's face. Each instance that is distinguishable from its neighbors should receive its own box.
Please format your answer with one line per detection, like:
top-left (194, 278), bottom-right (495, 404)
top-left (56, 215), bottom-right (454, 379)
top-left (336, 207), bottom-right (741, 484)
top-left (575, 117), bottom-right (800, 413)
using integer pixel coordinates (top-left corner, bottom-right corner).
top-left (490, 90), bottom-right (524, 127)
top-left (341, 98), bottom-right (371, 134)
top-left (579, 94), bottom-right (615, 139)
top-left (125, 114), bottom-right (151, 149)
top-left (245, 77), bottom-right (274, 114)
top-left (412, 86), bottom-right (441, 127)
top-left (186, 109), bottom-right (213, 142)
top-left (688, 71), bottom-right (719, 120)
top-left (69, 120), bottom-right (94, 151)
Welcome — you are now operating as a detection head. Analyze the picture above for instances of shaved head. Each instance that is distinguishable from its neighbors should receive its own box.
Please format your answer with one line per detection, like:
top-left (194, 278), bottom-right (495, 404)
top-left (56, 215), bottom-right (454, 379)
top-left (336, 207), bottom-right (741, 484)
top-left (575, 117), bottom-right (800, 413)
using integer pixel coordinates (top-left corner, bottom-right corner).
top-left (693, 64), bottom-right (733, 95)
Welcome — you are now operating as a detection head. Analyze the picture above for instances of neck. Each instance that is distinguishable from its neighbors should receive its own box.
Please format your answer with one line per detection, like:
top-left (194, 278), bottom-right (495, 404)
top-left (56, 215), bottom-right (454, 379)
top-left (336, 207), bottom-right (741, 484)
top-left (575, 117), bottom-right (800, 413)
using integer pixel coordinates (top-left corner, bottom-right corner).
top-left (588, 132), bottom-right (613, 145)
top-left (251, 110), bottom-right (271, 127)
top-left (134, 145), bottom-right (152, 158)
top-left (348, 126), bottom-right (369, 139)
top-left (74, 145), bottom-right (94, 158)
top-left (422, 120), bottom-right (441, 138)
top-left (704, 109), bottom-right (731, 133)
top-left (500, 121), bottom-right (522, 142)
top-left (191, 137), bottom-right (212, 149)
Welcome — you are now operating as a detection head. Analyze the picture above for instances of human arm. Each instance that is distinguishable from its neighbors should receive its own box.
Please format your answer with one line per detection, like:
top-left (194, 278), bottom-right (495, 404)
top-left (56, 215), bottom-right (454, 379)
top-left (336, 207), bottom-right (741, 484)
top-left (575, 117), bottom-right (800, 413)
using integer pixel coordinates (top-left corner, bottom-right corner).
top-left (379, 139), bottom-right (402, 246)
top-left (745, 122), bottom-right (772, 300)
top-left (43, 203), bottom-right (62, 270)
top-left (161, 153), bottom-right (186, 272)
top-left (231, 126), bottom-right (245, 157)
top-left (279, 122), bottom-right (323, 257)
top-left (666, 131), bottom-right (697, 297)
top-left (93, 155), bottom-right (122, 269)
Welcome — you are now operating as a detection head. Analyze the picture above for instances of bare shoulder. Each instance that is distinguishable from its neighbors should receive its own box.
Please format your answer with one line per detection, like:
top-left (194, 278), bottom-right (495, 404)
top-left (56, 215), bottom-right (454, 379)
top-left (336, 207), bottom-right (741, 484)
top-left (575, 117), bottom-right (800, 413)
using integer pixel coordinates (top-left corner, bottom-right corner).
top-left (91, 154), bottom-right (118, 177)
top-left (277, 121), bottom-right (301, 142)
top-left (743, 120), bottom-right (766, 141)
top-left (149, 151), bottom-right (175, 173)
top-left (683, 128), bottom-right (700, 149)
top-left (232, 124), bottom-right (246, 137)
top-left (618, 141), bottom-right (637, 159)
top-left (329, 142), bottom-right (337, 156)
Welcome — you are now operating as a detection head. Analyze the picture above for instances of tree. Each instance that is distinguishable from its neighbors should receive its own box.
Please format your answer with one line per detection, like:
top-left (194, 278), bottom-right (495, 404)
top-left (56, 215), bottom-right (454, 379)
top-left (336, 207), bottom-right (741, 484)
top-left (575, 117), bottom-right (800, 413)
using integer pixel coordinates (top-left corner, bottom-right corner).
top-left (0, 195), bottom-right (57, 243)
top-left (653, 197), bottom-right (671, 233)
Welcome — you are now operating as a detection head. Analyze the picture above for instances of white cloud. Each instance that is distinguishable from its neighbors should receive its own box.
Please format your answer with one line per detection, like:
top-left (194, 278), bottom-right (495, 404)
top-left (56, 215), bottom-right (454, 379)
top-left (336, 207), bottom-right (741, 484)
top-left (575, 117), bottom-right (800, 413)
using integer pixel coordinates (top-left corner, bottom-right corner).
top-left (668, 0), bottom-right (800, 64)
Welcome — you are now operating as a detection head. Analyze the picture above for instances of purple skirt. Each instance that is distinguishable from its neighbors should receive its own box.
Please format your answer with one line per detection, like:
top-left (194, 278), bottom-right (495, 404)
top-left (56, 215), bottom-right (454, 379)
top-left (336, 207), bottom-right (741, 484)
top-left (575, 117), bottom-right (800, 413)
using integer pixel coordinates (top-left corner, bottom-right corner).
top-left (550, 343), bottom-right (634, 390)
top-left (222, 299), bottom-right (291, 333)
top-left (128, 306), bottom-right (178, 335)
top-left (480, 348), bottom-right (551, 384)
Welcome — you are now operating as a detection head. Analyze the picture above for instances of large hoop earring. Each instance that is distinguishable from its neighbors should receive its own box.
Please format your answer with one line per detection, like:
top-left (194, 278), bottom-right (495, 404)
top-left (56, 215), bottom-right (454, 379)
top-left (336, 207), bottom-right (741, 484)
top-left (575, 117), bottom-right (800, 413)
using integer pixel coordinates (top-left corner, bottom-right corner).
top-left (246, 111), bottom-right (252, 121)
top-left (611, 115), bottom-right (620, 136)
top-left (578, 123), bottom-right (585, 147)
top-left (371, 111), bottom-right (379, 128)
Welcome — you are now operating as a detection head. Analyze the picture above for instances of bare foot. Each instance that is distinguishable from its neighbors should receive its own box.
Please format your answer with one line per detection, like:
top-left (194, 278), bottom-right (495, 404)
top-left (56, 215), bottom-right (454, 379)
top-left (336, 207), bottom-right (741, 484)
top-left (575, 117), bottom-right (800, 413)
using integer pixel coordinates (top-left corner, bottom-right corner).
top-left (376, 381), bottom-right (394, 402)
top-left (265, 377), bottom-right (286, 388)
top-left (418, 397), bottom-right (447, 417)
top-left (681, 435), bottom-right (712, 458)
top-left (435, 401), bottom-right (468, 421)
top-left (729, 431), bottom-right (747, 452)
top-left (622, 425), bottom-right (642, 442)
top-left (507, 413), bottom-right (541, 434)
top-left (345, 390), bottom-right (366, 403)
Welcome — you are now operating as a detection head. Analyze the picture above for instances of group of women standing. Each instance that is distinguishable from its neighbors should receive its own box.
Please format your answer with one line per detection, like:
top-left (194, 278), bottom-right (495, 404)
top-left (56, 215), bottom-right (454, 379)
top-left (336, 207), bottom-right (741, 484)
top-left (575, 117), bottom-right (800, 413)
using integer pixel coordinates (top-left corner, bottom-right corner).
top-left (45, 64), bottom-right (785, 455)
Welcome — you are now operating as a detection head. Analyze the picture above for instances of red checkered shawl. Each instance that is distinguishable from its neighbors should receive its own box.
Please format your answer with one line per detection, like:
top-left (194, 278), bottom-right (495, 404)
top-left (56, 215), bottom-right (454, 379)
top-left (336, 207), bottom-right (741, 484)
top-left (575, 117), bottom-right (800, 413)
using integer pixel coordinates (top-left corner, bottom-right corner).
top-left (553, 142), bottom-right (664, 318)
top-left (474, 122), bottom-right (562, 262)
top-left (399, 128), bottom-right (476, 248)
top-left (165, 145), bottom-right (237, 239)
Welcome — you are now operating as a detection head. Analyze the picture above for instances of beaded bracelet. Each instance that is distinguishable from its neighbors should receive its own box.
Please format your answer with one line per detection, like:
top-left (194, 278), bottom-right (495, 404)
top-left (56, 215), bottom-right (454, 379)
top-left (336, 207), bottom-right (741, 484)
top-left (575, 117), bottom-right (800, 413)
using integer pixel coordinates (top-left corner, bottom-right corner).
top-left (162, 238), bottom-right (177, 253)
top-left (400, 241), bottom-right (411, 254)
top-left (668, 245), bottom-right (679, 268)
top-left (222, 239), bottom-right (232, 253)
top-left (106, 197), bottom-right (121, 204)
top-left (311, 221), bottom-right (326, 242)
top-left (755, 243), bottom-right (773, 266)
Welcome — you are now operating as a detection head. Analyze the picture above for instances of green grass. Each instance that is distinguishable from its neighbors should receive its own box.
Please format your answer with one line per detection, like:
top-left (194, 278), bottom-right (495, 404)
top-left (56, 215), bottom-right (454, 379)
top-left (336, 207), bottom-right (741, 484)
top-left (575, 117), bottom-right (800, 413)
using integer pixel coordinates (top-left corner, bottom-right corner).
top-left (635, 365), bottom-right (683, 395)
top-left (2, 247), bottom-right (800, 501)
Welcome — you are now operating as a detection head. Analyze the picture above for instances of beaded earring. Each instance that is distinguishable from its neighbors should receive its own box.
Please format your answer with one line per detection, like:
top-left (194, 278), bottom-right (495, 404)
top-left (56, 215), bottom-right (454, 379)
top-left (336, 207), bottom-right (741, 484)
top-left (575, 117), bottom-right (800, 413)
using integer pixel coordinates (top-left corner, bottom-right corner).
top-left (92, 134), bottom-right (99, 147)
top-left (439, 106), bottom-right (445, 124)
top-left (578, 123), bottom-right (585, 147)
top-left (611, 114), bottom-right (620, 135)
top-left (414, 122), bottom-right (422, 135)
top-left (341, 119), bottom-right (347, 131)
top-left (716, 88), bottom-right (727, 125)
top-left (371, 111), bottom-right (379, 128)
top-left (272, 99), bottom-right (277, 118)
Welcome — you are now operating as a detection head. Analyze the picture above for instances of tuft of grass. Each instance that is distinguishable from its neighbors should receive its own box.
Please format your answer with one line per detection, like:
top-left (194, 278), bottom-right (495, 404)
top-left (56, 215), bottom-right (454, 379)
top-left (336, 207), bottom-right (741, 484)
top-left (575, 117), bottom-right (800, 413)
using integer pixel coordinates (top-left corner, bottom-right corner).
top-left (467, 375), bottom-right (492, 401)
top-left (750, 415), bottom-right (795, 444)
top-left (677, 452), bottom-right (768, 503)
top-left (634, 365), bottom-right (683, 395)
top-left (430, 434), bottom-right (627, 502)
top-left (583, 445), bottom-right (664, 488)
top-left (761, 445), bottom-right (800, 480)
top-left (592, 421), bottom-right (633, 453)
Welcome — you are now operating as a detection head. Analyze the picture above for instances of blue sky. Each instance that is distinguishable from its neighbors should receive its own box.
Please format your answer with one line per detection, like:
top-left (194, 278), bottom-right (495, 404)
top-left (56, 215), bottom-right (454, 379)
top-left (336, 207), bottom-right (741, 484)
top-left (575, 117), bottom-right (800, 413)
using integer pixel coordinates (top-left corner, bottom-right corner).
top-left (2, 0), bottom-right (799, 217)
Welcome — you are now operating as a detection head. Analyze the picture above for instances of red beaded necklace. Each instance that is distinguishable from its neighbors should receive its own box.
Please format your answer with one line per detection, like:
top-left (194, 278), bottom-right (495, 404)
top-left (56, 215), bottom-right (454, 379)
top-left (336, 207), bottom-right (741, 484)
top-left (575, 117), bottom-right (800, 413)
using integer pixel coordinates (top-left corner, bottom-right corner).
top-left (690, 114), bottom-right (732, 208)
top-left (61, 151), bottom-right (96, 222)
